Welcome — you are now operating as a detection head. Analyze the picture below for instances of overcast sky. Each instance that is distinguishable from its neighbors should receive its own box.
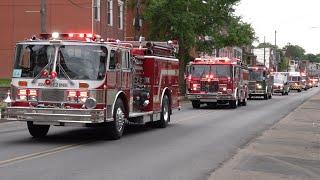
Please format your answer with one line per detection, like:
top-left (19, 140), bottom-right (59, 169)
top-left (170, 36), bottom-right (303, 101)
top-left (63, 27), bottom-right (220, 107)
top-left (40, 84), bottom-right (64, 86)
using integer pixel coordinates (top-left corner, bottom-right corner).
top-left (235, 0), bottom-right (320, 54)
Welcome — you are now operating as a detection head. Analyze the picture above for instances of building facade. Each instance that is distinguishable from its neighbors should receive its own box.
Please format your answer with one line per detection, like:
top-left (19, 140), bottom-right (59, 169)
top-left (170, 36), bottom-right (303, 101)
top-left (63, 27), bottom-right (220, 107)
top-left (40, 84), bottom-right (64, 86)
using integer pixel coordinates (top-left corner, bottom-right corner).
top-left (252, 48), bottom-right (276, 70)
top-left (0, 0), bottom-right (127, 78)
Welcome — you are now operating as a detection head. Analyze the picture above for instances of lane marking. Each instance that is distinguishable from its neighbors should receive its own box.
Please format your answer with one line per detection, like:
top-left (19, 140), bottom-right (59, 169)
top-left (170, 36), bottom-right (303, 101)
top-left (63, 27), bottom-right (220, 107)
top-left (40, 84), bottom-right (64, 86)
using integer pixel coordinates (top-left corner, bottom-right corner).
top-left (0, 141), bottom-right (89, 168)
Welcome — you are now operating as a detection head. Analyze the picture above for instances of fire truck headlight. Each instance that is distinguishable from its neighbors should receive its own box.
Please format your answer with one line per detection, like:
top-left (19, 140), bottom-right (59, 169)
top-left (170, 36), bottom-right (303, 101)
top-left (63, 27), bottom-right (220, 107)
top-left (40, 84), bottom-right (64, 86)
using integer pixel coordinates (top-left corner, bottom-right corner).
top-left (222, 87), bottom-right (227, 91)
top-left (143, 100), bottom-right (150, 107)
top-left (85, 98), bottom-right (97, 109)
top-left (256, 84), bottom-right (262, 89)
top-left (192, 84), bottom-right (199, 91)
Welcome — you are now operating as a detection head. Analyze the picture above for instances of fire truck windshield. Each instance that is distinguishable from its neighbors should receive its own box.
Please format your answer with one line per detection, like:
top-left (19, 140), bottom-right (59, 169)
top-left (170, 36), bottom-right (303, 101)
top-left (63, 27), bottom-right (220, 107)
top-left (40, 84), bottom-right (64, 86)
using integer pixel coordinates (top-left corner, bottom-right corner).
top-left (190, 65), bottom-right (231, 78)
top-left (274, 78), bottom-right (283, 84)
top-left (249, 70), bottom-right (264, 81)
top-left (290, 76), bottom-right (300, 81)
top-left (13, 44), bottom-right (55, 78)
top-left (13, 44), bottom-right (107, 80)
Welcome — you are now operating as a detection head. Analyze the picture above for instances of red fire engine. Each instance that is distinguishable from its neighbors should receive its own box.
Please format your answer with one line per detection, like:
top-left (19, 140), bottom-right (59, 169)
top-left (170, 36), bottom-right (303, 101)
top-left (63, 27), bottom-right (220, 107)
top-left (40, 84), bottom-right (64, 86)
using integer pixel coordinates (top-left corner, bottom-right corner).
top-left (186, 57), bottom-right (249, 108)
top-left (2, 32), bottom-right (180, 140)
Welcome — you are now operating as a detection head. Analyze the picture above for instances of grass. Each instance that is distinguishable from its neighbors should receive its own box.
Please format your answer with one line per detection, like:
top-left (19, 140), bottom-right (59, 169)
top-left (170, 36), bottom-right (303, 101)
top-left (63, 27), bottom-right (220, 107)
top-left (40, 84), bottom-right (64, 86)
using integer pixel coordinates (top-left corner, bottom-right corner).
top-left (0, 79), bottom-right (11, 87)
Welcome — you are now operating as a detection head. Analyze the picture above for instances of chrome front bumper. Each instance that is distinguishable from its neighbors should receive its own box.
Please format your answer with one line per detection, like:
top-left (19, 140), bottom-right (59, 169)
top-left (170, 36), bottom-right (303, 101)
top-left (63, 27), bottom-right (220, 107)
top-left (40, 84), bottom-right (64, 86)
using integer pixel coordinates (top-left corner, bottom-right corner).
top-left (249, 90), bottom-right (266, 95)
top-left (187, 93), bottom-right (235, 102)
top-left (1, 107), bottom-right (110, 125)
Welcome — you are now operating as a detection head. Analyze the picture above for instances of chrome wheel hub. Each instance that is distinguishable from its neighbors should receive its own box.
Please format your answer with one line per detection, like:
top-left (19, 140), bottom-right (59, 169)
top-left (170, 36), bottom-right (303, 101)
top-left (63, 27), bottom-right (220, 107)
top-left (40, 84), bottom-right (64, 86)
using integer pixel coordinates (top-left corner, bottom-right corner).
top-left (115, 108), bottom-right (125, 132)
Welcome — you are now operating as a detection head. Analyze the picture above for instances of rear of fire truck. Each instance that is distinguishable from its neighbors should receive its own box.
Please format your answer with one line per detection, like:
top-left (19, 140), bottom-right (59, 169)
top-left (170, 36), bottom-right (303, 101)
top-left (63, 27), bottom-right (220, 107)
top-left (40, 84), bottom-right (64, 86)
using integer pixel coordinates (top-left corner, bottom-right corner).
top-left (1, 32), bottom-right (180, 140)
top-left (186, 57), bottom-right (248, 109)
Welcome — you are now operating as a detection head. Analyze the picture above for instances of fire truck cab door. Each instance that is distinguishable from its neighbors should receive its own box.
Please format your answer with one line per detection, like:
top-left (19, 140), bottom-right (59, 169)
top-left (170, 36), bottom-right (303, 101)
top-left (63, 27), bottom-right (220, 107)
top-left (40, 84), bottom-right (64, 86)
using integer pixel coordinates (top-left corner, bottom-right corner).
top-left (108, 49), bottom-right (131, 90)
top-left (119, 50), bottom-right (131, 89)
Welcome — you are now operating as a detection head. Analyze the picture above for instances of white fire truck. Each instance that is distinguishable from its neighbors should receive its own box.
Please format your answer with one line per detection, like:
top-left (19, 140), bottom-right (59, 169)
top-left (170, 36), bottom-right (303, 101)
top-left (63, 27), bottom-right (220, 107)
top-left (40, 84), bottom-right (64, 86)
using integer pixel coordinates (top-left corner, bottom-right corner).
top-left (1, 32), bottom-right (180, 140)
top-left (186, 57), bottom-right (249, 109)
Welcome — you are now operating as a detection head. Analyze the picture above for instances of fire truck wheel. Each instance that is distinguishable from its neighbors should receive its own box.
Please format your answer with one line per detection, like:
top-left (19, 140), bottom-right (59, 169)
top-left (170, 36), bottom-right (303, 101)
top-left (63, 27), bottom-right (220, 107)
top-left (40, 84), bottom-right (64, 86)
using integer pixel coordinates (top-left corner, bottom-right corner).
top-left (191, 101), bottom-right (201, 109)
top-left (241, 97), bottom-right (247, 106)
top-left (108, 98), bottom-right (126, 140)
top-left (157, 95), bottom-right (170, 128)
top-left (229, 100), bottom-right (238, 109)
top-left (27, 121), bottom-right (50, 138)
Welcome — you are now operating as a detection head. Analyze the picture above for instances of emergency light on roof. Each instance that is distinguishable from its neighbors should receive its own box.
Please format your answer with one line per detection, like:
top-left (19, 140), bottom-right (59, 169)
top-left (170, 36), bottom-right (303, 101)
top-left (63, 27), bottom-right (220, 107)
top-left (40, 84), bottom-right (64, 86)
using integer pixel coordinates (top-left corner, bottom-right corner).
top-left (39, 32), bottom-right (98, 41)
top-left (52, 32), bottom-right (59, 39)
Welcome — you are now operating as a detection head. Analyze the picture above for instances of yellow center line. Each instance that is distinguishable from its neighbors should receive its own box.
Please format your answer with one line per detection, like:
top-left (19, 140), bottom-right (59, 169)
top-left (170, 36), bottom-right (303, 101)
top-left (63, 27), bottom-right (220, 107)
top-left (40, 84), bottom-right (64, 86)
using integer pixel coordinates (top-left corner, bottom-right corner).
top-left (0, 141), bottom-right (90, 168)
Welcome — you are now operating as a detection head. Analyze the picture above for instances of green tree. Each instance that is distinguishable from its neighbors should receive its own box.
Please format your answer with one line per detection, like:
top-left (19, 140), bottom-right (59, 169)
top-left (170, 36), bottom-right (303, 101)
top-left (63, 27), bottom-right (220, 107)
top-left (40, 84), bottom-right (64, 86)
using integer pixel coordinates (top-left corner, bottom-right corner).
top-left (256, 42), bottom-right (275, 48)
top-left (284, 44), bottom-right (305, 60)
top-left (303, 53), bottom-right (320, 63)
top-left (144, 0), bottom-right (255, 93)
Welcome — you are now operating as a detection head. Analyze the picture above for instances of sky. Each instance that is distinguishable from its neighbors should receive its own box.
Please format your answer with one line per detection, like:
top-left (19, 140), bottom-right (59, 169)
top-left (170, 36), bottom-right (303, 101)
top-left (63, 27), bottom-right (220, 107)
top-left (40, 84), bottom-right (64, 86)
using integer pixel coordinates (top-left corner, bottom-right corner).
top-left (235, 0), bottom-right (320, 54)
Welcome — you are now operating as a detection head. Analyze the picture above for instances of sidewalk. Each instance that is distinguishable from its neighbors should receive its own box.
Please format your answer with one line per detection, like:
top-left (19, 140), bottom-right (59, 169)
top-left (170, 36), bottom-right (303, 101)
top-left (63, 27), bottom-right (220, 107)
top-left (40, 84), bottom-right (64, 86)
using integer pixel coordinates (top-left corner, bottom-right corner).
top-left (209, 93), bottom-right (320, 180)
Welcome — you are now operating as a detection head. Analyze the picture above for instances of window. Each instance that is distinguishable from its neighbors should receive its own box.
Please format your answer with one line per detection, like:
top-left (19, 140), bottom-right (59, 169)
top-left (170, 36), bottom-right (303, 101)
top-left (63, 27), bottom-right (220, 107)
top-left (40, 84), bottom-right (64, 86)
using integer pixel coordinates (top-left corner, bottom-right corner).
top-left (109, 50), bottom-right (116, 70)
top-left (121, 50), bottom-right (129, 69)
top-left (118, 0), bottom-right (124, 29)
top-left (93, 0), bottom-right (100, 21)
top-left (107, 0), bottom-right (113, 26)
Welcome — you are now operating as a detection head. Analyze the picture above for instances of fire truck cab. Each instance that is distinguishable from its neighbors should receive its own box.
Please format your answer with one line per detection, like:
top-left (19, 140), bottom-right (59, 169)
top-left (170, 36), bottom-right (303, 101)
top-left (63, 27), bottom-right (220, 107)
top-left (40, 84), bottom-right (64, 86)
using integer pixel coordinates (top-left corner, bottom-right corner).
top-left (186, 57), bottom-right (249, 109)
top-left (1, 32), bottom-right (180, 140)
top-left (248, 66), bottom-right (273, 100)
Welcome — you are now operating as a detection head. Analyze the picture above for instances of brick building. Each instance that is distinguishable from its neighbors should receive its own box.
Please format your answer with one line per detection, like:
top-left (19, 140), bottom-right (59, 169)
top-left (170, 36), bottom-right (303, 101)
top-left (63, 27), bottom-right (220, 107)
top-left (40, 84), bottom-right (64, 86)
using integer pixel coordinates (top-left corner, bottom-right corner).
top-left (0, 0), bottom-right (130, 78)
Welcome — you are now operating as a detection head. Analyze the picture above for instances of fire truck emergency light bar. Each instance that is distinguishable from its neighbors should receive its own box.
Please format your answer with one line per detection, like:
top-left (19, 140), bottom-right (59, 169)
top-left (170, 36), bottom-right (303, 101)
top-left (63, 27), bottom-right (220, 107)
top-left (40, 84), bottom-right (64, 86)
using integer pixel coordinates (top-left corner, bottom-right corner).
top-left (39, 32), bottom-right (96, 41)
top-left (194, 57), bottom-right (239, 64)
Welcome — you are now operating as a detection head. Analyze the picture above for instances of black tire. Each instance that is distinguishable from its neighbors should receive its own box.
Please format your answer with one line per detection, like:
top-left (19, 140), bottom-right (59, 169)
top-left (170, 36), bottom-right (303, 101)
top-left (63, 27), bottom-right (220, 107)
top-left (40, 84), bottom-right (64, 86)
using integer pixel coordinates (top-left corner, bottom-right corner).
top-left (241, 97), bottom-right (247, 106)
top-left (27, 121), bottom-right (50, 138)
top-left (281, 92), bottom-right (285, 96)
top-left (297, 89), bottom-right (301, 92)
top-left (229, 100), bottom-right (238, 109)
top-left (191, 101), bottom-right (200, 109)
top-left (264, 94), bottom-right (268, 100)
top-left (108, 98), bottom-right (126, 140)
top-left (157, 95), bottom-right (170, 128)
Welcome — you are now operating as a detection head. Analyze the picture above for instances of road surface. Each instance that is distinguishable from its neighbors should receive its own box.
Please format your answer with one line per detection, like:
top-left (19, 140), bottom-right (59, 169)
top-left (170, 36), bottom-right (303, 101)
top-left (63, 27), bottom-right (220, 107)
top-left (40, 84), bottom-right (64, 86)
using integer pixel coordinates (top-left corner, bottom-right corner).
top-left (0, 88), bottom-right (319, 180)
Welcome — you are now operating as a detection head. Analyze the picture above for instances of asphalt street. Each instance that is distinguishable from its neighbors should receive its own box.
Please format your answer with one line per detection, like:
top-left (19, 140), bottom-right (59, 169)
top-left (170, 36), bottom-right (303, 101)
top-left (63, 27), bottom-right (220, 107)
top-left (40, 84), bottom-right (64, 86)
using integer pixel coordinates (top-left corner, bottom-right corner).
top-left (0, 88), bottom-right (319, 180)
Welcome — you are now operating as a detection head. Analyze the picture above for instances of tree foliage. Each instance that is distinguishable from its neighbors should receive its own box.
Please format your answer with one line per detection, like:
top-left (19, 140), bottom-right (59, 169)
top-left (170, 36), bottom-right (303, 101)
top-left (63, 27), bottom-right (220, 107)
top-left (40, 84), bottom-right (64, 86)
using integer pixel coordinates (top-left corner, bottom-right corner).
top-left (283, 44), bottom-right (305, 60)
top-left (256, 42), bottom-right (276, 49)
top-left (143, 0), bottom-right (256, 93)
top-left (303, 53), bottom-right (320, 63)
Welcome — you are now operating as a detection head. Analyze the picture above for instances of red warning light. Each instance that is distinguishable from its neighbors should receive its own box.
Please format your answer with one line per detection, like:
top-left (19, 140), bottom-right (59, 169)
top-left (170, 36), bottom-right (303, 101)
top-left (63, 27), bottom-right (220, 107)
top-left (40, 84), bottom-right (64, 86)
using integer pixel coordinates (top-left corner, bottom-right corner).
top-left (50, 71), bottom-right (57, 79)
top-left (45, 79), bottom-right (51, 86)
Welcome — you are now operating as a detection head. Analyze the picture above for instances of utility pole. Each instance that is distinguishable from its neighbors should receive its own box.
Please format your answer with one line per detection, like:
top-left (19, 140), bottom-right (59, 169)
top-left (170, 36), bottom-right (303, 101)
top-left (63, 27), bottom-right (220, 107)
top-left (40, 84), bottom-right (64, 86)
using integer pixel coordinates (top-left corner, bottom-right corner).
top-left (134, 0), bottom-right (141, 41)
top-left (275, 30), bottom-right (277, 72)
top-left (40, 0), bottom-right (46, 33)
top-left (263, 36), bottom-right (266, 66)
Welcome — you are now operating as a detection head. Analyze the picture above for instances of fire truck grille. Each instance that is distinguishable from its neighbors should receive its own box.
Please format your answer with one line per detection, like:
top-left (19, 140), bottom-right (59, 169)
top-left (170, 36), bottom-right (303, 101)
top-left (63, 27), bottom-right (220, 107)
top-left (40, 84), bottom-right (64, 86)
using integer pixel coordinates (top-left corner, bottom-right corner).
top-left (39, 89), bottom-right (66, 102)
top-left (248, 82), bottom-right (256, 90)
top-left (200, 81), bottom-right (219, 92)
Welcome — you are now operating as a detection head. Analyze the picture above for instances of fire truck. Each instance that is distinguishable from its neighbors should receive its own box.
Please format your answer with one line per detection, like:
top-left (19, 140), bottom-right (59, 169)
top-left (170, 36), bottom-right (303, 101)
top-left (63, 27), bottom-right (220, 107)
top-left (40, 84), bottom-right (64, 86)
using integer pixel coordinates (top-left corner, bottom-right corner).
top-left (186, 57), bottom-right (249, 109)
top-left (248, 66), bottom-right (273, 100)
top-left (1, 32), bottom-right (180, 140)
top-left (288, 72), bottom-right (303, 92)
